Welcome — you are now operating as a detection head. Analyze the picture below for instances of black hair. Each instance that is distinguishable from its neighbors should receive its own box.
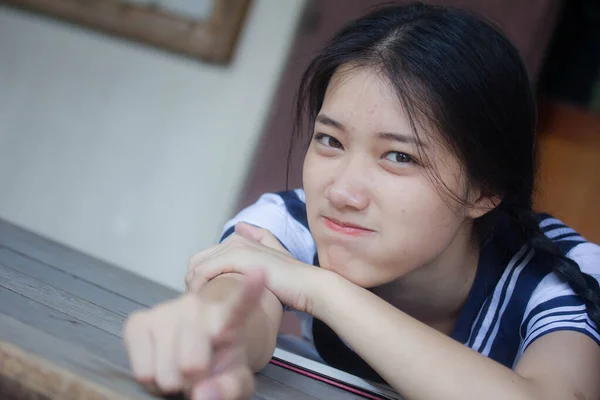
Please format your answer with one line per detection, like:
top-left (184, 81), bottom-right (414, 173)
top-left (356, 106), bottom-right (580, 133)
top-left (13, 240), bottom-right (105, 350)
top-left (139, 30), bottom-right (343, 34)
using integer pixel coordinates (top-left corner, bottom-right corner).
top-left (290, 2), bottom-right (600, 327)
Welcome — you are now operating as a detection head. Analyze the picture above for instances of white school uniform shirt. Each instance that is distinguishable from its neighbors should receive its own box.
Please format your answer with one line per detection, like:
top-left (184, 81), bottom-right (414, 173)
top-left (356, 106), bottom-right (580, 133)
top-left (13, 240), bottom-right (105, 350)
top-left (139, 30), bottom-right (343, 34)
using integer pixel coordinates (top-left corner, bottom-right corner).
top-left (219, 189), bottom-right (600, 369)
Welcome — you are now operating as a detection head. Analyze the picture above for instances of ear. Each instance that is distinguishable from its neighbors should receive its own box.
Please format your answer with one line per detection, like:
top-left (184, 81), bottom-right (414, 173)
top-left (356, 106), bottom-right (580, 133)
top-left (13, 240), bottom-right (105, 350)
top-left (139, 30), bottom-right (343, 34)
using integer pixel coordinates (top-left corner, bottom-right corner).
top-left (465, 189), bottom-right (501, 219)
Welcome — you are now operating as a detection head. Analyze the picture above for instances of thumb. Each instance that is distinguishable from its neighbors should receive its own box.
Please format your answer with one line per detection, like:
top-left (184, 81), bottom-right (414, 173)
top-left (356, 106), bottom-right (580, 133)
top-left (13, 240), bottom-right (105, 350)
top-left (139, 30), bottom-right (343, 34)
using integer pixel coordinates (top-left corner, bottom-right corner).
top-left (234, 221), bottom-right (264, 242)
top-left (234, 222), bottom-right (286, 253)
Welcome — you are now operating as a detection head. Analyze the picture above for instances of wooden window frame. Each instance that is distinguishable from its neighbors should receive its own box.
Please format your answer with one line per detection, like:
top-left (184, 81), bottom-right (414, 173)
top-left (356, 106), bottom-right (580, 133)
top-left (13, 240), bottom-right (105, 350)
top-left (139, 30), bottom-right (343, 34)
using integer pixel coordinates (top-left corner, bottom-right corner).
top-left (0, 0), bottom-right (252, 64)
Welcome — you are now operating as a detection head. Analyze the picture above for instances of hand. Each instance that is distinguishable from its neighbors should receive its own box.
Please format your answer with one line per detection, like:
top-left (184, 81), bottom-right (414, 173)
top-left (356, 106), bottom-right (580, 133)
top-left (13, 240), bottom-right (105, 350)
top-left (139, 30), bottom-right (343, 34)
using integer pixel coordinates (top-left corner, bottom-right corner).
top-left (123, 269), bottom-right (266, 400)
top-left (185, 222), bottom-right (322, 314)
top-left (229, 221), bottom-right (290, 254)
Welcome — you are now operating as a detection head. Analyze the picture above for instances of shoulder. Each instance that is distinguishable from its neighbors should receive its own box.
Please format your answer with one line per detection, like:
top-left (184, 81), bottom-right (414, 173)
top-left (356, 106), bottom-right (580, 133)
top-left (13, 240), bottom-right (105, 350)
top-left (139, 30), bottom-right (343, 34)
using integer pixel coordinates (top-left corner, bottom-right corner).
top-left (518, 214), bottom-right (600, 356)
top-left (537, 213), bottom-right (600, 275)
top-left (218, 189), bottom-right (315, 264)
top-left (465, 214), bottom-right (599, 365)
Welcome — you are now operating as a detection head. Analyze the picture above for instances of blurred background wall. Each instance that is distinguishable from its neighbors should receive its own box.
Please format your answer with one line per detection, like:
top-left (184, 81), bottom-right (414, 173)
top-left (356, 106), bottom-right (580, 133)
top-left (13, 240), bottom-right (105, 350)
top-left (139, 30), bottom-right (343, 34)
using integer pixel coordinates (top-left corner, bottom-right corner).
top-left (0, 0), bottom-right (307, 291)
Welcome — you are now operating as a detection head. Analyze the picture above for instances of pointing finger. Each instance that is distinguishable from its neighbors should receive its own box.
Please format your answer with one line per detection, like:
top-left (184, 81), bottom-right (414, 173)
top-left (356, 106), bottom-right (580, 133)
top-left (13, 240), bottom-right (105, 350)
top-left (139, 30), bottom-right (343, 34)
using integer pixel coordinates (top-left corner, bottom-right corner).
top-left (219, 268), bottom-right (266, 334)
top-left (123, 312), bottom-right (156, 385)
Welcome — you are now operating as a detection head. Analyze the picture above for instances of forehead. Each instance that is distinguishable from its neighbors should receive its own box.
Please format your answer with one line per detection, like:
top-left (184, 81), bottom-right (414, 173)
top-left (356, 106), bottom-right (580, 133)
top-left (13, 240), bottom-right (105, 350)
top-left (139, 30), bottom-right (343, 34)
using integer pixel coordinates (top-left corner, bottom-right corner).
top-left (321, 66), bottom-right (405, 129)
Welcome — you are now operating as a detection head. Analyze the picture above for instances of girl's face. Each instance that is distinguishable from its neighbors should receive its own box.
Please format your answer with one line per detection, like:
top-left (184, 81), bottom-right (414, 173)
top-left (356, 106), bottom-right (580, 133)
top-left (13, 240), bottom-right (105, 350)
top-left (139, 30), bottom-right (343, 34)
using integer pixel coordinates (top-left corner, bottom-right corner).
top-left (303, 66), bottom-right (488, 288)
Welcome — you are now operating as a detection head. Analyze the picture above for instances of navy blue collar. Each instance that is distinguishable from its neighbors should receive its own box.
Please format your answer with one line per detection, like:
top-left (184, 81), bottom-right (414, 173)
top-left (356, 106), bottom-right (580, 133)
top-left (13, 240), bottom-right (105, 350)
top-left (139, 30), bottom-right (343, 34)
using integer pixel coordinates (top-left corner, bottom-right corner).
top-left (450, 238), bottom-right (508, 344)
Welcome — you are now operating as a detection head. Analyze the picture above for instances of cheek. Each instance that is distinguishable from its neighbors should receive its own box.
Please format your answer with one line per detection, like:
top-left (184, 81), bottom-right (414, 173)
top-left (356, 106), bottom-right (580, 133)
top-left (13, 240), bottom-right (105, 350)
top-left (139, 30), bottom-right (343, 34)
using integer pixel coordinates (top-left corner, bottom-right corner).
top-left (373, 180), bottom-right (463, 266)
top-left (379, 174), bottom-right (459, 227)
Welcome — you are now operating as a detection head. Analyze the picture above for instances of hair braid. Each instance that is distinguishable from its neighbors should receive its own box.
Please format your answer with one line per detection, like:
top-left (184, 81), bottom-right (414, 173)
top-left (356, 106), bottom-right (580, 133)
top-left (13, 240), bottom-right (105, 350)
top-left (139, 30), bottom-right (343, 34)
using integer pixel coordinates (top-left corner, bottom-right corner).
top-left (513, 209), bottom-right (600, 328)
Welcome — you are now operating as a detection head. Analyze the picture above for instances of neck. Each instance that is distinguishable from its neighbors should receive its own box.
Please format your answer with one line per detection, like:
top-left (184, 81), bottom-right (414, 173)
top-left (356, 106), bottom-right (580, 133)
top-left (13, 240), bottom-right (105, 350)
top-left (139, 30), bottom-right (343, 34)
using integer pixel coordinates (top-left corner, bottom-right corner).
top-left (371, 225), bottom-right (480, 335)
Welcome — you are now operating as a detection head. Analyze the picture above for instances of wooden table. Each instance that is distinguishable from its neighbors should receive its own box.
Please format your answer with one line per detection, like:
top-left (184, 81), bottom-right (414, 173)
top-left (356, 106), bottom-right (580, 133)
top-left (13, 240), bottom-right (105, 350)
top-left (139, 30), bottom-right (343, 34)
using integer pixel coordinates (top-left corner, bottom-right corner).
top-left (0, 218), bottom-right (363, 399)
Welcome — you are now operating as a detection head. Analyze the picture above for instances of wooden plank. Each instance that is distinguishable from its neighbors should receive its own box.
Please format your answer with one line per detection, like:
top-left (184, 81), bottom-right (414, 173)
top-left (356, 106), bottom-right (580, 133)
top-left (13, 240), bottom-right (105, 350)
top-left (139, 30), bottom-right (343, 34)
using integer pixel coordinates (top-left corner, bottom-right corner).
top-left (0, 313), bottom-right (160, 399)
top-left (0, 340), bottom-right (128, 400)
top-left (0, 218), bottom-right (179, 307)
top-left (0, 287), bottom-right (328, 399)
top-left (257, 363), bottom-right (365, 400)
top-left (255, 371), bottom-right (319, 400)
top-left (0, 286), bottom-right (130, 369)
top-left (0, 263), bottom-right (125, 337)
top-left (0, 218), bottom-right (357, 399)
top-left (0, 247), bottom-right (147, 317)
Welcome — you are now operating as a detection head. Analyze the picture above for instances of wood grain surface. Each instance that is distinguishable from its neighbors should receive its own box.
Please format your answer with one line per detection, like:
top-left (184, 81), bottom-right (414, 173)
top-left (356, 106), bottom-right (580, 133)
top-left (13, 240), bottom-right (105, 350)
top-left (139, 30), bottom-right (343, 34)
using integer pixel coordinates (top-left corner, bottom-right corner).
top-left (0, 218), bottom-right (362, 399)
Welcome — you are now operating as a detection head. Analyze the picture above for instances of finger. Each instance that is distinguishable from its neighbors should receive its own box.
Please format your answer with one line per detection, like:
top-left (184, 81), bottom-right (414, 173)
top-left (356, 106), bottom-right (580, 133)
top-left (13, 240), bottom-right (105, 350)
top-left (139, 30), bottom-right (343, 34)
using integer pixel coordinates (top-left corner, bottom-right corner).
top-left (152, 321), bottom-right (182, 393)
top-left (220, 268), bottom-right (266, 334)
top-left (212, 345), bottom-right (247, 376)
top-left (123, 312), bottom-right (156, 386)
top-left (188, 266), bottom-right (226, 293)
top-left (184, 270), bottom-right (195, 292)
top-left (234, 222), bottom-right (286, 253)
top-left (186, 246), bottom-right (221, 292)
top-left (185, 268), bottom-right (206, 292)
top-left (188, 244), bottom-right (221, 272)
top-left (192, 366), bottom-right (255, 400)
top-left (177, 317), bottom-right (212, 383)
top-left (234, 221), bottom-right (263, 242)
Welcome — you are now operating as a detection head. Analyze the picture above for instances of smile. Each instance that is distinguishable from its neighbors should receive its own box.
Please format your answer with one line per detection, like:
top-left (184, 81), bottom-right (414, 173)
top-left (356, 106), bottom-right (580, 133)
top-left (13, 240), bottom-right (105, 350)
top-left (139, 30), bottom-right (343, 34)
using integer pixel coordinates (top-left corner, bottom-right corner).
top-left (322, 217), bottom-right (375, 236)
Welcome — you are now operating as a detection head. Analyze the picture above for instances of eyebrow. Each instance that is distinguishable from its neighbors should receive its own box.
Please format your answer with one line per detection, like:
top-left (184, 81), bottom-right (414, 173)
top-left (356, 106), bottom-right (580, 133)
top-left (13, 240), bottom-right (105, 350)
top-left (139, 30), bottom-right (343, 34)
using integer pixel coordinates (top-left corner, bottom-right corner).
top-left (315, 113), bottom-right (426, 148)
top-left (315, 114), bottom-right (346, 131)
top-left (378, 132), bottom-right (426, 148)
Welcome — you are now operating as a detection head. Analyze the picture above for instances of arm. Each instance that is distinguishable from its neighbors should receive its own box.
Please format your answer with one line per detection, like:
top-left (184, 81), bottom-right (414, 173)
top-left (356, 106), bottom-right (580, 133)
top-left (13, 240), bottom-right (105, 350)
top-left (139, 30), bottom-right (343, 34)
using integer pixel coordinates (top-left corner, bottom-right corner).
top-left (314, 271), bottom-right (600, 400)
top-left (125, 267), bottom-right (283, 398)
top-left (200, 273), bottom-right (283, 371)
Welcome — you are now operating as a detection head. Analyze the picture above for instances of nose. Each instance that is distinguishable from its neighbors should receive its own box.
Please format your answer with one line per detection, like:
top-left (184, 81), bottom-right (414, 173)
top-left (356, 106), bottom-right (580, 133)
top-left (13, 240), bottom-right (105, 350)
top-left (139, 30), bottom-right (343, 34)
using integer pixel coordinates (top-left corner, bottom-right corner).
top-left (325, 158), bottom-right (370, 211)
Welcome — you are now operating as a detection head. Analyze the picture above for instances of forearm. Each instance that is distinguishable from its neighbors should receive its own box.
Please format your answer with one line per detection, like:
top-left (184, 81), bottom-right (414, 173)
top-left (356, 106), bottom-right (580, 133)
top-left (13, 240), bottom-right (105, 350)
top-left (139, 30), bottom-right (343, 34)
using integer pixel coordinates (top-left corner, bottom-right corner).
top-left (198, 273), bottom-right (283, 371)
top-left (313, 272), bottom-right (539, 400)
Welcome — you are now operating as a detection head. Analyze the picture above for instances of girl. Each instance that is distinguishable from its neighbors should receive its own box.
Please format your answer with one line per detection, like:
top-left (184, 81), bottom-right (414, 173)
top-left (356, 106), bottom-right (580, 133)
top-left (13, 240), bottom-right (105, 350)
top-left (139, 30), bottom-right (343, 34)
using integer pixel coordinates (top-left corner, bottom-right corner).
top-left (124, 3), bottom-right (600, 400)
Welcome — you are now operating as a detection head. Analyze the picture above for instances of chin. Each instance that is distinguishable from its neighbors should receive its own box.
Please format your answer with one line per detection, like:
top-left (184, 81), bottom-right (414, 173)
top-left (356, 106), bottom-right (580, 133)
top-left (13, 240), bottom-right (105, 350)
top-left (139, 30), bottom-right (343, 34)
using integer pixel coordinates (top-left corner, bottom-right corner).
top-left (351, 274), bottom-right (396, 289)
top-left (348, 274), bottom-right (394, 289)
top-left (318, 256), bottom-right (393, 289)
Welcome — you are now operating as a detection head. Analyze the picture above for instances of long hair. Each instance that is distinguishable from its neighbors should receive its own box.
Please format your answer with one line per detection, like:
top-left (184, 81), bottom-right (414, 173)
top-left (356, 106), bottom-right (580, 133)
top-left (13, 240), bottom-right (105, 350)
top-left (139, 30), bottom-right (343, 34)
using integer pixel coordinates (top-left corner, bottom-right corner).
top-left (291, 2), bottom-right (600, 326)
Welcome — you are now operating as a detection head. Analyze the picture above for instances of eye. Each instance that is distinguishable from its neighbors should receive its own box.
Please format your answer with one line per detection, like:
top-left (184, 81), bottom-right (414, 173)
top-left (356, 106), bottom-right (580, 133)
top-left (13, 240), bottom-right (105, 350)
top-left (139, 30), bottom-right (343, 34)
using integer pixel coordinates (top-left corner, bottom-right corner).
top-left (314, 133), bottom-right (343, 149)
top-left (384, 151), bottom-right (414, 164)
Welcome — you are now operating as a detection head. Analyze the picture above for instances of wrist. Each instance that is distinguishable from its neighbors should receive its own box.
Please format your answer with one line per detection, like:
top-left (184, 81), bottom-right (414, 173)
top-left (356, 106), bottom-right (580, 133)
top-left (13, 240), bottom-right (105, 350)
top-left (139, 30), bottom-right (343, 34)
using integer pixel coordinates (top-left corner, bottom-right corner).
top-left (309, 267), bottom-right (348, 321)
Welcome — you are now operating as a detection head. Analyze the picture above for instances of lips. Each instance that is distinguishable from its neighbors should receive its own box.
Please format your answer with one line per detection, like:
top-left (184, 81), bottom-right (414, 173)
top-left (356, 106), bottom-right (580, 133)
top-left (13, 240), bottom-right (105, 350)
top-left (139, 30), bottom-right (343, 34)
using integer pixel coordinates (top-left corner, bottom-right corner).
top-left (322, 216), bottom-right (374, 236)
